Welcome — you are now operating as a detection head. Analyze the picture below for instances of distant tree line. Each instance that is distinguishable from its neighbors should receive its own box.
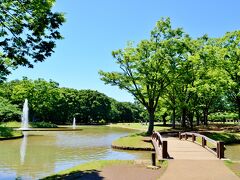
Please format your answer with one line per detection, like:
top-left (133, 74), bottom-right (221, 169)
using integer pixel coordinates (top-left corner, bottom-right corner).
top-left (0, 78), bottom-right (144, 124)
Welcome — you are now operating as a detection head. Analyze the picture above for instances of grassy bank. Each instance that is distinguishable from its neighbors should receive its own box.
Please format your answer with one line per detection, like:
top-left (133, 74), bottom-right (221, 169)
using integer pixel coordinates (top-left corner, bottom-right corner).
top-left (108, 123), bottom-right (172, 132)
top-left (41, 160), bottom-right (134, 180)
top-left (224, 160), bottom-right (240, 177)
top-left (203, 132), bottom-right (240, 144)
top-left (112, 133), bottom-right (154, 150)
top-left (0, 126), bottom-right (22, 139)
top-left (0, 121), bottom-right (58, 128)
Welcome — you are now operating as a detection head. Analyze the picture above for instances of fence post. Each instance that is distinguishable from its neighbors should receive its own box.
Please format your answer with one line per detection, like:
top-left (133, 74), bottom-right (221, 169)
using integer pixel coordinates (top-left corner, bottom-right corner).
top-left (192, 134), bottom-right (196, 142)
top-left (179, 132), bottom-right (182, 140)
top-left (202, 137), bottom-right (206, 147)
top-left (217, 142), bottom-right (224, 159)
top-left (151, 152), bottom-right (156, 166)
top-left (185, 133), bottom-right (188, 140)
top-left (162, 141), bottom-right (168, 159)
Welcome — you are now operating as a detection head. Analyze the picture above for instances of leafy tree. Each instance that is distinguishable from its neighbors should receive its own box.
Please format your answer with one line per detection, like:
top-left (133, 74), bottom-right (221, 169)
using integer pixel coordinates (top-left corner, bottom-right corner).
top-left (0, 96), bottom-right (21, 121)
top-left (220, 31), bottom-right (240, 119)
top-left (0, 0), bottom-right (65, 81)
top-left (99, 18), bottom-right (187, 134)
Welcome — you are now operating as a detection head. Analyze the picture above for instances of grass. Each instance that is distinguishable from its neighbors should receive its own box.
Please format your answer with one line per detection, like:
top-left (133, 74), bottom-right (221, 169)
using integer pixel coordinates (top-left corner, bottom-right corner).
top-left (224, 160), bottom-right (240, 177)
top-left (203, 132), bottom-right (240, 144)
top-left (0, 121), bottom-right (58, 128)
top-left (41, 160), bottom-right (134, 180)
top-left (112, 132), bottom-right (154, 150)
top-left (0, 126), bottom-right (22, 139)
top-left (108, 123), bottom-right (172, 132)
top-left (0, 121), bottom-right (21, 128)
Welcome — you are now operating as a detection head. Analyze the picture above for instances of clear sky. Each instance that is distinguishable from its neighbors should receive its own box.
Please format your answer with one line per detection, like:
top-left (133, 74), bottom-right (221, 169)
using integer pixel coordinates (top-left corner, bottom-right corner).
top-left (7, 0), bottom-right (240, 102)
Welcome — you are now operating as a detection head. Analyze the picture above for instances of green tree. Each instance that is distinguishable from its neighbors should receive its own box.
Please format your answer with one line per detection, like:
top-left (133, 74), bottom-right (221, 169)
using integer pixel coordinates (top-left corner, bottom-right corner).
top-left (99, 18), bottom-right (186, 134)
top-left (220, 31), bottom-right (240, 119)
top-left (0, 96), bottom-right (21, 121)
top-left (0, 0), bottom-right (65, 81)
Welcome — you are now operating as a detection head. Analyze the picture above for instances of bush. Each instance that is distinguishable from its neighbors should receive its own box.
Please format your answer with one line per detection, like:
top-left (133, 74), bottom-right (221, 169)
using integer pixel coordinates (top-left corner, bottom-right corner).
top-left (30, 121), bottom-right (58, 128)
top-left (99, 119), bottom-right (106, 124)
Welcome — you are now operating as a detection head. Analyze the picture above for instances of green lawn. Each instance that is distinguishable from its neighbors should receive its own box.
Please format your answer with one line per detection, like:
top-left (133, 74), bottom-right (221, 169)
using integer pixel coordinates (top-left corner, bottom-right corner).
top-left (112, 133), bottom-right (154, 150)
top-left (108, 123), bottom-right (172, 132)
top-left (204, 132), bottom-right (240, 144)
top-left (41, 160), bottom-right (134, 180)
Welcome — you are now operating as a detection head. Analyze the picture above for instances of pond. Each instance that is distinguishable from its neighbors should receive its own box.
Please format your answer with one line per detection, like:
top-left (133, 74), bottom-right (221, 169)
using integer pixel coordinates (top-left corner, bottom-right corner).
top-left (0, 126), bottom-right (150, 180)
top-left (225, 144), bottom-right (240, 161)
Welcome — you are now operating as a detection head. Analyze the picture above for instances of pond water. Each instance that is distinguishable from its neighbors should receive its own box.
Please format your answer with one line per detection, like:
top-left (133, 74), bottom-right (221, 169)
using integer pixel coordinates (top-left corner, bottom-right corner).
top-left (225, 144), bottom-right (240, 161)
top-left (0, 126), bottom-right (150, 180)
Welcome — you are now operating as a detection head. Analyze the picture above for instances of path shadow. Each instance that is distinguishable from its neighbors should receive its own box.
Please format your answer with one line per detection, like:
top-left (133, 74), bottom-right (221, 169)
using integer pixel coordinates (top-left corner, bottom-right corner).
top-left (42, 169), bottom-right (103, 180)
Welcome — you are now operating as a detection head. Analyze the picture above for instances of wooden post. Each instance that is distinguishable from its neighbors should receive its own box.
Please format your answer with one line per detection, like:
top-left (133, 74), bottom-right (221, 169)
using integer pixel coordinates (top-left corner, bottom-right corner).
top-left (202, 137), bottom-right (206, 147)
top-left (217, 142), bottom-right (224, 159)
top-left (192, 134), bottom-right (196, 142)
top-left (185, 133), bottom-right (188, 140)
top-left (162, 141), bottom-right (168, 159)
top-left (152, 152), bottom-right (156, 166)
top-left (179, 132), bottom-right (182, 140)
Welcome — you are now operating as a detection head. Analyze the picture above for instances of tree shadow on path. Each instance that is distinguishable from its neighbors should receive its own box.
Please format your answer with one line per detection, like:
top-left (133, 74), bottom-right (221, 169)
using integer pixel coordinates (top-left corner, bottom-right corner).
top-left (42, 169), bottom-right (103, 180)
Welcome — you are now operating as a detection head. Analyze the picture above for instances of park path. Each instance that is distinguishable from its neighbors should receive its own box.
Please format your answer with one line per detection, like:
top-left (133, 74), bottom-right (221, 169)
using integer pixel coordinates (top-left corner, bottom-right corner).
top-left (160, 160), bottom-right (239, 180)
top-left (159, 136), bottom-right (239, 179)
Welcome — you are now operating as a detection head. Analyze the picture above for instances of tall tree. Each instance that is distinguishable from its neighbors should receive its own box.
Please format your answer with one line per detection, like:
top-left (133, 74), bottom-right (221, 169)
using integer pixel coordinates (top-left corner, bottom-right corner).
top-left (0, 0), bottom-right (65, 81)
top-left (220, 31), bottom-right (240, 119)
top-left (99, 18), bottom-right (186, 134)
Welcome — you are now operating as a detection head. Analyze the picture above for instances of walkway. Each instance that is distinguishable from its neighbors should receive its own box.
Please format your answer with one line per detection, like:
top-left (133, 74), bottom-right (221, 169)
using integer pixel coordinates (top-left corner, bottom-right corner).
top-left (158, 136), bottom-right (239, 179)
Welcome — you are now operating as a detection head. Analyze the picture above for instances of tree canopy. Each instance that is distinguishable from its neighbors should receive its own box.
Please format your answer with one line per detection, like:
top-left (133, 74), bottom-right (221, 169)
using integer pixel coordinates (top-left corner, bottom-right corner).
top-left (0, 0), bottom-right (65, 81)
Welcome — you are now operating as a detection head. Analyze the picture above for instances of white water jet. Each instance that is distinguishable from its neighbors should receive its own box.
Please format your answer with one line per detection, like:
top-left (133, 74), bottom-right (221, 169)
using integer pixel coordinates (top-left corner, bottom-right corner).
top-left (73, 117), bottom-right (76, 129)
top-left (21, 99), bottom-right (29, 130)
top-left (20, 132), bottom-right (27, 165)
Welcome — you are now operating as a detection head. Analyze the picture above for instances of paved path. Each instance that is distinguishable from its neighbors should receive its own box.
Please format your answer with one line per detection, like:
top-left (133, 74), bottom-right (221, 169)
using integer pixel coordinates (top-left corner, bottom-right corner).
top-left (166, 137), bottom-right (217, 160)
top-left (160, 160), bottom-right (239, 180)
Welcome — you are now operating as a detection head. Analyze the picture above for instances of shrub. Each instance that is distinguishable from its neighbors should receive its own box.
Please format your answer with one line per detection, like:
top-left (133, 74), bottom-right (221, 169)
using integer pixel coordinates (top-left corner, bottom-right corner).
top-left (30, 121), bottom-right (58, 128)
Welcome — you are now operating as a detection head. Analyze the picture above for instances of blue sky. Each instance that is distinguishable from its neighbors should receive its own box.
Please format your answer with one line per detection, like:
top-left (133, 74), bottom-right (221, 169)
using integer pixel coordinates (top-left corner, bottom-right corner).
top-left (8, 0), bottom-right (240, 102)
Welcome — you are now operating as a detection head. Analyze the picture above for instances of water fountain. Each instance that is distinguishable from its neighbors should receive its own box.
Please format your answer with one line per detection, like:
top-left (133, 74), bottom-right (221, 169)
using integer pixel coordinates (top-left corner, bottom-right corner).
top-left (73, 117), bottom-right (76, 129)
top-left (21, 99), bottom-right (29, 130)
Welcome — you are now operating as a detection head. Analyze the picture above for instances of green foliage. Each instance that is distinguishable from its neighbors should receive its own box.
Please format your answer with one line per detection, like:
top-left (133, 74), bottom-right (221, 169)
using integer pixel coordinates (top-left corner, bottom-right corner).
top-left (0, 96), bottom-right (21, 121)
top-left (30, 121), bottom-right (58, 128)
top-left (100, 17), bottom-right (188, 134)
top-left (209, 112), bottom-right (238, 122)
top-left (0, 0), bottom-right (65, 81)
top-left (0, 126), bottom-right (22, 138)
top-left (0, 78), bottom-right (143, 124)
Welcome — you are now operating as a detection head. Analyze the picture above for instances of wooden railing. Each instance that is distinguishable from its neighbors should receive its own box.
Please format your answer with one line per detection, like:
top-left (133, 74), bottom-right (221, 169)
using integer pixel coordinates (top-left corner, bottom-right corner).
top-left (179, 132), bottom-right (224, 159)
top-left (151, 131), bottom-right (168, 159)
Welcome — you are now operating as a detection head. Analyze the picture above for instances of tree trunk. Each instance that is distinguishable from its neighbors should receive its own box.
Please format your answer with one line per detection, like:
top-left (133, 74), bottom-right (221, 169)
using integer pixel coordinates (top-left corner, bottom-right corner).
top-left (172, 108), bottom-right (176, 129)
top-left (237, 97), bottom-right (240, 120)
top-left (203, 108), bottom-right (208, 125)
top-left (181, 108), bottom-right (187, 128)
top-left (196, 111), bottom-right (200, 126)
top-left (147, 110), bottom-right (155, 135)
top-left (189, 111), bottom-right (194, 130)
top-left (162, 113), bottom-right (167, 126)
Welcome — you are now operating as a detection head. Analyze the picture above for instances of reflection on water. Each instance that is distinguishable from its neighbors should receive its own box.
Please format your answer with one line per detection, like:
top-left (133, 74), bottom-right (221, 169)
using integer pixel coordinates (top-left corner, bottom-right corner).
top-left (225, 144), bottom-right (240, 161)
top-left (0, 126), bottom-right (149, 179)
top-left (20, 132), bottom-right (28, 165)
